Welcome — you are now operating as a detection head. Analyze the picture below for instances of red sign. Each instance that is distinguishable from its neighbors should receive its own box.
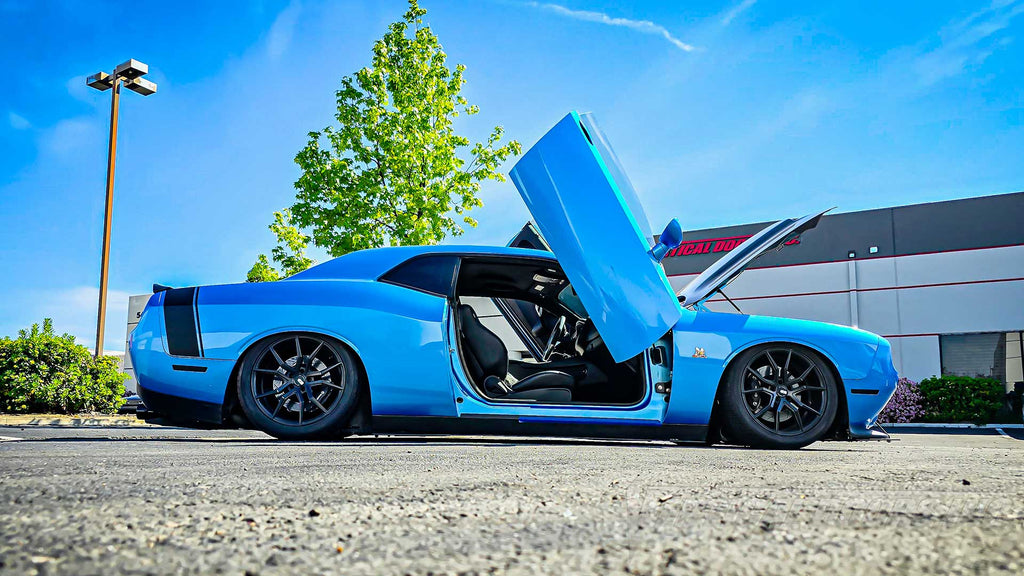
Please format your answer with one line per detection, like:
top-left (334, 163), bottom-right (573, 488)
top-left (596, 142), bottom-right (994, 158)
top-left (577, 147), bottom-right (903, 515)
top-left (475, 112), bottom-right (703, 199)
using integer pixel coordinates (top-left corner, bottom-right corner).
top-left (666, 234), bottom-right (800, 258)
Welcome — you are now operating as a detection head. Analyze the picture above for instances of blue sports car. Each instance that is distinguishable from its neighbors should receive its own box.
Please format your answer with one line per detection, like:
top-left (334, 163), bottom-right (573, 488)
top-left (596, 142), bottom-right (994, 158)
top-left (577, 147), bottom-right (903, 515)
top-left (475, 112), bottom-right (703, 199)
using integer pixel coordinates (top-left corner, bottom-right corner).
top-left (129, 111), bottom-right (897, 448)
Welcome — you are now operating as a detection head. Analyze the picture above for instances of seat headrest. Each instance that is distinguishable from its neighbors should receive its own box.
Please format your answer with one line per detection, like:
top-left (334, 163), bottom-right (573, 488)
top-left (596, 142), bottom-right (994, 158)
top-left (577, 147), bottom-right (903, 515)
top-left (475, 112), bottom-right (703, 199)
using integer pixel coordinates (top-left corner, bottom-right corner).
top-left (458, 304), bottom-right (477, 323)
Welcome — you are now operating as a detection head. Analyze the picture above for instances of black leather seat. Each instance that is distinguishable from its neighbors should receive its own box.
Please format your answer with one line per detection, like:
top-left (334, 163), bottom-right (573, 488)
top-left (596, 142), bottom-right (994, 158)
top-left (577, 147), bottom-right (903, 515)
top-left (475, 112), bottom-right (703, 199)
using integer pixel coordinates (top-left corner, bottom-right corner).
top-left (457, 305), bottom-right (573, 402)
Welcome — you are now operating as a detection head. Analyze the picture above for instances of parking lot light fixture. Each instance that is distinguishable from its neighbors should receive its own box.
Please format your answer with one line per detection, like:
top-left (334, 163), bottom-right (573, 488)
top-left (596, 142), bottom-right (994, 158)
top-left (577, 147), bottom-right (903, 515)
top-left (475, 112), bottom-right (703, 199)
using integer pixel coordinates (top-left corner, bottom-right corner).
top-left (87, 59), bottom-right (157, 358)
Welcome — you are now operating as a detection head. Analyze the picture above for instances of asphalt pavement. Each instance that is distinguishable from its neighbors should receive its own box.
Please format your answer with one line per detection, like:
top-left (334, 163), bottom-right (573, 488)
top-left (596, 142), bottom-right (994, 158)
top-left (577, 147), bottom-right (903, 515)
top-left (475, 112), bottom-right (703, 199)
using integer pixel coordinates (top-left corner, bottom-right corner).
top-left (1, 426), bottom-right (1021, 575)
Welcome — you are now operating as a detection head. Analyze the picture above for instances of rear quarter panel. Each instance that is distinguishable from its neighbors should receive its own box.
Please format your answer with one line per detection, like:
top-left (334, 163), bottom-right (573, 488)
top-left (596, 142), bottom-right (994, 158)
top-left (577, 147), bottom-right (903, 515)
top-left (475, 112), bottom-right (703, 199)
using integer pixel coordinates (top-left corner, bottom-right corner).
top-left (195, 279), bottom-right (457, 416)
top-left (132, 291), bottom-right (237, 405)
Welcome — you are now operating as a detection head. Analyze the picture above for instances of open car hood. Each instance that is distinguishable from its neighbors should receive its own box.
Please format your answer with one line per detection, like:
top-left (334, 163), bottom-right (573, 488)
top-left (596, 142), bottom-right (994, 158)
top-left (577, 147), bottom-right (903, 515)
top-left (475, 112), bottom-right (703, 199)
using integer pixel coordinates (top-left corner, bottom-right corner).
top-left (676, 209), bottom-right (830, 307)
top-left (509, 112), bottom-right (682, 363)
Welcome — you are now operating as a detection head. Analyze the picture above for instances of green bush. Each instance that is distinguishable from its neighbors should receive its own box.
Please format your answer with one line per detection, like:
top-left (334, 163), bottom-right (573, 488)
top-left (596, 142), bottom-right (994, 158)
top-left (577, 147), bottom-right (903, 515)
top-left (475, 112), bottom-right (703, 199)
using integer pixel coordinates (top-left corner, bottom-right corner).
top-left (918, 375), bottom-right (1006, 424)
top-left (0, 319), bottom-right (126, 414)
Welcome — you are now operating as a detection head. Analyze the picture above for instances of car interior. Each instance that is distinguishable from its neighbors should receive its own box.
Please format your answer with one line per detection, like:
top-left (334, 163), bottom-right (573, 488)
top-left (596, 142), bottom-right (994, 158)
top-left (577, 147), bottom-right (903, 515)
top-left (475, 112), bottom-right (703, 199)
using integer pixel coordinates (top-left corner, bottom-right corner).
top-left (453, 256), bottom-right (650, 405)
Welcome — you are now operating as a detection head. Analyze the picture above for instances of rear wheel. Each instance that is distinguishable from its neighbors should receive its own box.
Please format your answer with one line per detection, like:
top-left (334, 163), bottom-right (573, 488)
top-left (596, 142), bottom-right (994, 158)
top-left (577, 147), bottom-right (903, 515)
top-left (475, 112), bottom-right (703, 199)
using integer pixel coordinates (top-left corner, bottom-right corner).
top-left (720, 344), bottom-right (838, 449)
top-left (237, 333), bottom-right (359, 440)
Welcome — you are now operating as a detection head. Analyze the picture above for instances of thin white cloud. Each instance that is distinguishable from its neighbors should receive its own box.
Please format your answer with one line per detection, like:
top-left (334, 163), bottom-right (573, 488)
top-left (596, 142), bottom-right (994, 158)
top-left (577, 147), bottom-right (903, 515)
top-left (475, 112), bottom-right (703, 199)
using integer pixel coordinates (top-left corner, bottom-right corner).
top-left (66, 75), bottom-right (92, 103)
top-left (912, 0), bottom-right (1024, 86)
top-left (267, 0), bottom-right (302, 60)
top-left (667, 89), bottom-right (834, 183)
top-left (721, 0), bottom-right (757, 26)
top-left (527, 2), bottom-right (695, 52)
top-left (8, 111), bottom-right (30, 130)
top-left (38, 117), bottom-right (96, 157)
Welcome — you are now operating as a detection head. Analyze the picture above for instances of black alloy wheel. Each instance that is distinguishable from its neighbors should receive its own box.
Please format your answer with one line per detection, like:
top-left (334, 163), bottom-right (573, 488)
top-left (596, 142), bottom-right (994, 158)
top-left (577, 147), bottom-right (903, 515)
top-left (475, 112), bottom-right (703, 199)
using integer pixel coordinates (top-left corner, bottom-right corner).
top-left (237, 333), bottom-right (359, 440)
top-left (719, 344), bottom-right (838, 449)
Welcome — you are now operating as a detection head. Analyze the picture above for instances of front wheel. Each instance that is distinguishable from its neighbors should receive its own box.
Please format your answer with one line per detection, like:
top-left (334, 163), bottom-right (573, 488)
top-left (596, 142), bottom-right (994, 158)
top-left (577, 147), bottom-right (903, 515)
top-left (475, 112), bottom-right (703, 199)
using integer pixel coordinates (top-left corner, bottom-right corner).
top-left (719, 344), bottom-right (838, 449)
top-left (237, 333), bottom-right (360, 440)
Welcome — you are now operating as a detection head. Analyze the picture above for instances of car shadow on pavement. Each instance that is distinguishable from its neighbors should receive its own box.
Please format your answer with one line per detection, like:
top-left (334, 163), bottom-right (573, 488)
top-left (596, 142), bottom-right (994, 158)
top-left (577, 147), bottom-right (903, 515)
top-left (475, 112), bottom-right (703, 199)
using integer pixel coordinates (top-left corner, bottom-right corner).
top-left (5, 432), bottom-right (862, 451)
top-left (12, 435), bottom-right (677, 449)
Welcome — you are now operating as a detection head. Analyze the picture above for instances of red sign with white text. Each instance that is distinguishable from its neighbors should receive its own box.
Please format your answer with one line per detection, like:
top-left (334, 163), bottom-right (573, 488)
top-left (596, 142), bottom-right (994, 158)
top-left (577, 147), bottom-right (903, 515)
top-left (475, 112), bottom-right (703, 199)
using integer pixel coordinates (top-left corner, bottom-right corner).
top-left (666, 234), bottom-right (799, 258)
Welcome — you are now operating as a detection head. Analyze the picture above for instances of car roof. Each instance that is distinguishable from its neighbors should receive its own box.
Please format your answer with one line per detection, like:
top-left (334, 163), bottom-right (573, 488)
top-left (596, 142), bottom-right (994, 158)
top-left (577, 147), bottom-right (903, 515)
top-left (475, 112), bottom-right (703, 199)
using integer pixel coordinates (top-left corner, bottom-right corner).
top-left (286, 245), bottom-right (555, 282)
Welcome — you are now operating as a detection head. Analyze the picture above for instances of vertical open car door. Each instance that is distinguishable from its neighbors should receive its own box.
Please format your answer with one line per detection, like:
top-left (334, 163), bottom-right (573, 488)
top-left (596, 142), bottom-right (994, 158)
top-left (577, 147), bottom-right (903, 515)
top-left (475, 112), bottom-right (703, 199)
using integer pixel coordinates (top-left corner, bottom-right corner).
top-left (509, 112), bottom-right (682, 362)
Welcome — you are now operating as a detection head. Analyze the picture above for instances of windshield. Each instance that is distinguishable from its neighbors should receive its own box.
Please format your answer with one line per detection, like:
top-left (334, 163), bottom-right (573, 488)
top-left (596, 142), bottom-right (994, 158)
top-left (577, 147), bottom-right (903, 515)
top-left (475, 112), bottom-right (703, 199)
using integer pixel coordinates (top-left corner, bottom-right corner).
top-left (557, 285), bottom-right (588, 319)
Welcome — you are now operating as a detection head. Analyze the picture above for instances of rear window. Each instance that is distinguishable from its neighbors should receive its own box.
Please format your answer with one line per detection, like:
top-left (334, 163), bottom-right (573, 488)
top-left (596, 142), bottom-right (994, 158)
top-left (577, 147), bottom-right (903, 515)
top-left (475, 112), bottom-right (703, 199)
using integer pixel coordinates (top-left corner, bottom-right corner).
top-left (380, 255), bottom-right (458, 297)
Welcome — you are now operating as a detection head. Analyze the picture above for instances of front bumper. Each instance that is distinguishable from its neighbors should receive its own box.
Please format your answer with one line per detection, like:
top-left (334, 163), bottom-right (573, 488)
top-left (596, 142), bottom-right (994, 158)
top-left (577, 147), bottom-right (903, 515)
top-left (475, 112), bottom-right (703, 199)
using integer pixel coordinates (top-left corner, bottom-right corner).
top-left (844, 338), bottom-right (898, 440)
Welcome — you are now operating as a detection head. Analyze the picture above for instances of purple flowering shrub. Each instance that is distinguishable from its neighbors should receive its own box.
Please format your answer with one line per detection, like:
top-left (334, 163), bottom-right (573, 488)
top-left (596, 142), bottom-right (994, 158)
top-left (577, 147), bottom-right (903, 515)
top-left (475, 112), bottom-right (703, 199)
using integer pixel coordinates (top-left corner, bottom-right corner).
top-left (878, 377), bottom-right (925, 423)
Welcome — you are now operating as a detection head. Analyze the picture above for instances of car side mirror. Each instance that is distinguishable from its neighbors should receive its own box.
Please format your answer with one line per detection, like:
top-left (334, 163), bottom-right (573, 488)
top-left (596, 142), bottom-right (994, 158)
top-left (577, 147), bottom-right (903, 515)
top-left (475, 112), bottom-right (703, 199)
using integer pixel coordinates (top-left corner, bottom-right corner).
top-left (649, 218), bottom-right (683, 263)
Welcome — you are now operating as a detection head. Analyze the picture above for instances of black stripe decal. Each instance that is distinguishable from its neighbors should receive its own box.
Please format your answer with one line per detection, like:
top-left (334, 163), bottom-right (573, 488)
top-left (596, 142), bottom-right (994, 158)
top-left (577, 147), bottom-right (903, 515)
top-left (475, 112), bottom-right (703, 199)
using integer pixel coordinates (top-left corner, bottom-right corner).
top-left (164, 287), bottom-right (201, 357)
top-left (172, 364), bottom-right (208, 373)
top-left (193, 287), bottom-right (205, 357)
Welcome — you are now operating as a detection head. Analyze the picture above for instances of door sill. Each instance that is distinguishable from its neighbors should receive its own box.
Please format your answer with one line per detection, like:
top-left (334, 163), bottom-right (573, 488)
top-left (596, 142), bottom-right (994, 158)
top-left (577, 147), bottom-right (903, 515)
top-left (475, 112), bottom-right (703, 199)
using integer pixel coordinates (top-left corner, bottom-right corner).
top-left (371, 415), bottom-right (706, 442)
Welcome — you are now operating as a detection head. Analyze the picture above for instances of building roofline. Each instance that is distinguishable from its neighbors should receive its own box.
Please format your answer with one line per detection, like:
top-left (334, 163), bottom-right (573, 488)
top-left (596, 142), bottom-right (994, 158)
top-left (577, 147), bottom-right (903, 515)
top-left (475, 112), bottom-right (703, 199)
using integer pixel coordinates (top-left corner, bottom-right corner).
top-left (685, 190), bottom-right (1024, 237)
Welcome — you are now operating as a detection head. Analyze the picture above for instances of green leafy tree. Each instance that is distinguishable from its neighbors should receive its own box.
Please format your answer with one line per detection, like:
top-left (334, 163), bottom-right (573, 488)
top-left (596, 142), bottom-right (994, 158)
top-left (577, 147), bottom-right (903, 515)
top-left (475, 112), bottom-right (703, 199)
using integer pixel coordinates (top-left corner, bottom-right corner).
top-left (248, 0), bottom-right (520, 281)
top-left (0, 319), bottom-right (126, 414)
top-left (246, 210), bottom-right (314, 282)
top-left (246, 255), bottom-right (281, 283)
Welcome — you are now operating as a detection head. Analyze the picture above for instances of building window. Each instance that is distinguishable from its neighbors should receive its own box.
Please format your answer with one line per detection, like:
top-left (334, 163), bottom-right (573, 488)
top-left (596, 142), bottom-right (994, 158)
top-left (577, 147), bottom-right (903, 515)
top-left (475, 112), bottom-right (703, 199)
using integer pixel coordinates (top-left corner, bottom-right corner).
top-left (939, 331), bottom-right (1024, 389)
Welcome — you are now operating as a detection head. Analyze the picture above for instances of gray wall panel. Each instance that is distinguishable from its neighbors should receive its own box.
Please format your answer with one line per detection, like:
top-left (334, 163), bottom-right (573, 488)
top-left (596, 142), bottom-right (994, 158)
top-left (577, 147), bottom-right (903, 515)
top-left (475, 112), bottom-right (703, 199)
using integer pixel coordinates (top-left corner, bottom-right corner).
top-left (855, 290), bottom-right (901, 336)
top-left (893, 245), bottom-right (1024, 286)
top-left (892, 192), bottom-right (1024, 256)
top-left (896, 336), bottom-right (942, 381)
top-left (894, 282), bottom-right (1024, 335)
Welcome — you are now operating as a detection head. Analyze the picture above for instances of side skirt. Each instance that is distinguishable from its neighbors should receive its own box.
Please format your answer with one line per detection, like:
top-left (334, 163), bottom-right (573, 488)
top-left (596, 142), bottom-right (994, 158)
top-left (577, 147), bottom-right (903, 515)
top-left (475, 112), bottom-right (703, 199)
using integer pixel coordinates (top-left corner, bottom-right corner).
top-left (371, 415), bottom-right (707, 442)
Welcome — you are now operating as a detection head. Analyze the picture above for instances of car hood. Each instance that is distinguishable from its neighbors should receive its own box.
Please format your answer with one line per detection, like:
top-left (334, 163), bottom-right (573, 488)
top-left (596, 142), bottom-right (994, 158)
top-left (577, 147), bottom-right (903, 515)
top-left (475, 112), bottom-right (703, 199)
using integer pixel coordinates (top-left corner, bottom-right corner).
top-left (509, 112), bottom-right (682, 362)
top-left (676, 210), bottom-right (829, 306)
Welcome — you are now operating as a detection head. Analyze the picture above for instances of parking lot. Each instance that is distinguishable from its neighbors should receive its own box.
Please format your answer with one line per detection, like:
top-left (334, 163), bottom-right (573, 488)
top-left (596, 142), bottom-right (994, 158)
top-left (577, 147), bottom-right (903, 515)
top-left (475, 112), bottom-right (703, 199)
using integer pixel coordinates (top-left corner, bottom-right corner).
top-left (1, 427), bottom-right (1021, 575)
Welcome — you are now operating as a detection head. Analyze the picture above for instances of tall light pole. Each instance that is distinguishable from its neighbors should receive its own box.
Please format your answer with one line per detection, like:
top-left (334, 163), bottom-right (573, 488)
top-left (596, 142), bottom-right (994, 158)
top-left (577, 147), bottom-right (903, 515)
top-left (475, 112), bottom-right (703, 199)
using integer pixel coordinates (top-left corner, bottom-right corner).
top-left (86, 59), bottom-right (157, 358)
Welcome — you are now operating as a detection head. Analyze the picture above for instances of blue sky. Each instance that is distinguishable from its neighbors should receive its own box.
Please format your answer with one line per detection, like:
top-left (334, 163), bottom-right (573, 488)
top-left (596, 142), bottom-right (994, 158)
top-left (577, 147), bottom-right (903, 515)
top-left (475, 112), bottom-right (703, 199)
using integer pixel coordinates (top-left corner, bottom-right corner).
top-left (2, 0), bottom-right (1023, 352)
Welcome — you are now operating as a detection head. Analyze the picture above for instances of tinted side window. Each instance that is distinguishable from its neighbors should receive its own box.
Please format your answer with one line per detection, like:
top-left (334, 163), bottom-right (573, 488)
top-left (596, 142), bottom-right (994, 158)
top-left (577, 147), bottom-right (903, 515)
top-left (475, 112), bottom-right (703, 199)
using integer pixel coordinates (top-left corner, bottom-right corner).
top-left (381, 256), bottom-right (458, 297)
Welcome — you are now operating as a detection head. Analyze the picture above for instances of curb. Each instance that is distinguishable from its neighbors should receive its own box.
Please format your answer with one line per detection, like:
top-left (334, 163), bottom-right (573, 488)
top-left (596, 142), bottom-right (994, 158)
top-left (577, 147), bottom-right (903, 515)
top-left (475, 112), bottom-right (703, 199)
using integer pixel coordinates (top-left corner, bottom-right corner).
top-left (883, 423), bottom-right (1024, 429)
top-left (0, 414), bottom-right (153, 428)
top-left (2, 416), bottom-right (1021, 433)
top-left (882, 423), bottom-right (1024, 438)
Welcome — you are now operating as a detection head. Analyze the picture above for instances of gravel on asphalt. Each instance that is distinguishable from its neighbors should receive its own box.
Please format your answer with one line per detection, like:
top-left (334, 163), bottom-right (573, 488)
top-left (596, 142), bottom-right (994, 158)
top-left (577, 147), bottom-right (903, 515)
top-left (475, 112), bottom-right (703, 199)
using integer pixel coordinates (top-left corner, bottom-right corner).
top-left (0, 428), bottom-right (1021, 575)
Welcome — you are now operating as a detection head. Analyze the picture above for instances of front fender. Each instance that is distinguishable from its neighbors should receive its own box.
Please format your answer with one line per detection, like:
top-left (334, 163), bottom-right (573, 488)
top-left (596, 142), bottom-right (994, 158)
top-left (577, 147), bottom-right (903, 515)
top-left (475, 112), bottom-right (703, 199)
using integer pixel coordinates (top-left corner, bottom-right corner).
top-left (665, 309), bottom-right (881, 426)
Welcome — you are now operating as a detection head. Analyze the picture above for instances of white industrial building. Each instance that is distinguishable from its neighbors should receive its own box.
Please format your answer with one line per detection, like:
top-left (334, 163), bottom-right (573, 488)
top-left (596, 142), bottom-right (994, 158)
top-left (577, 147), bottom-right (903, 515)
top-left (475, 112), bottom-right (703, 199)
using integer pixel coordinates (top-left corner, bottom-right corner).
top-left (663, 191), bottom-right (1024, 388)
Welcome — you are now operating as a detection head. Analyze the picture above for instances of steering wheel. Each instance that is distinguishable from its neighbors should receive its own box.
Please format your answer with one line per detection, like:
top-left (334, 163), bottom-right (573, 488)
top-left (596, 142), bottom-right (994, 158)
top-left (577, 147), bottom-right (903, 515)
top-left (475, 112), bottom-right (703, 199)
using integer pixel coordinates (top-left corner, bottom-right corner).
top-left (542, 316), bottom-right (567, 361)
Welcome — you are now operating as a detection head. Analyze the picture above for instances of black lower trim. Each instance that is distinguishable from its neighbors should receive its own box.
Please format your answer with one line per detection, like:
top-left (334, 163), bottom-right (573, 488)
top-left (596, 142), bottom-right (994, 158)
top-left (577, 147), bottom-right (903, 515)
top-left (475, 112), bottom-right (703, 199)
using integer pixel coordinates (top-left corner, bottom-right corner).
top-left (171, 364), bottom-right (208, 373)
top-left (850, 388), bottom-right (880, 395)
top-left (137, 385), bottom-right (223, 425)
top-left (371, 415), bottom-right (707, 442)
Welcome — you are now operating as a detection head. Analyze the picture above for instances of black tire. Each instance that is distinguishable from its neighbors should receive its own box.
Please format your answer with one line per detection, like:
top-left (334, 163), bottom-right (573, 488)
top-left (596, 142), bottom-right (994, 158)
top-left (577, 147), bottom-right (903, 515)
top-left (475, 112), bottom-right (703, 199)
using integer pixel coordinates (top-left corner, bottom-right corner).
top-left (719, 344), bottom-right (838, 449)
top-left (237, 333), bottom-right (360, 440)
